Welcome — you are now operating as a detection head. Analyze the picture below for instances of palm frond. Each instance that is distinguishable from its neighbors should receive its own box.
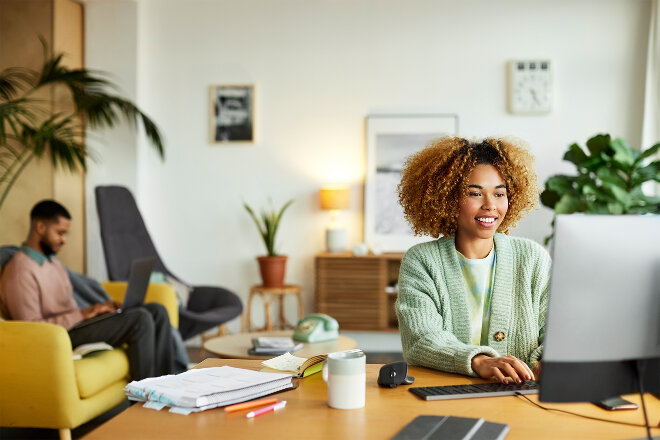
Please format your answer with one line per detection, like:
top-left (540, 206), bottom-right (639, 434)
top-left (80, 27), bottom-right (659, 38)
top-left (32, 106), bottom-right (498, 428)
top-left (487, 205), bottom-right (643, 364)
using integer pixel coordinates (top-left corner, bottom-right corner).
top-left (73, 92), bottom-right (164, 158)
top-left (35, 50), bottom-right (114, 92)
top-left (0, 67), bottom-right (36, 101)
top-left (17, 116), bottom-right (87, 170)
top-left (1, 40), bottom-right (166, 212)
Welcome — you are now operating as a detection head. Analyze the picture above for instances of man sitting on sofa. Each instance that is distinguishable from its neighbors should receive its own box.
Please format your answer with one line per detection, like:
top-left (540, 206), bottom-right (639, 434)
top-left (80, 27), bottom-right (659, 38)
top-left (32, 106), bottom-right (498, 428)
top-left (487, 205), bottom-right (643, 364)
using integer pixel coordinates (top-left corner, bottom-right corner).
top-left (0, 200), bottom-right (175, 380)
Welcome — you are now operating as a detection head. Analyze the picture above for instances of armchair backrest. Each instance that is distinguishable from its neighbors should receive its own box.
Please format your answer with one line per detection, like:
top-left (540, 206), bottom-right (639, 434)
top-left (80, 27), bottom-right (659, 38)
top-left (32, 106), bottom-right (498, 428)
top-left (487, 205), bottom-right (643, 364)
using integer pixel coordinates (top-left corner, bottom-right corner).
top-left (95, 185), bottom-right (172, 281)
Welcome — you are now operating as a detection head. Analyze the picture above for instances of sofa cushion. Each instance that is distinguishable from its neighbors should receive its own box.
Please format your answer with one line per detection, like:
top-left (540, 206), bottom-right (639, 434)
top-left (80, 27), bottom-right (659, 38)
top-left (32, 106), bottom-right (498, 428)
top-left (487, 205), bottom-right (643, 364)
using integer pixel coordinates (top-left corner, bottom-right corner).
top-left (74, 348), bottom-right (129, 398)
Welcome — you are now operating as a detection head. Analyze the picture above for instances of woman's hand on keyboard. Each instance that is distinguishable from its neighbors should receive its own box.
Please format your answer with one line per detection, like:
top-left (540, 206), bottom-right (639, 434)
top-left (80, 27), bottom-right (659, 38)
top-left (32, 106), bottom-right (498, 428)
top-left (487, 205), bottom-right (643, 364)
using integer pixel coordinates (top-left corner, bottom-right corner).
top-left (471, 354), bottom-right (535, 384)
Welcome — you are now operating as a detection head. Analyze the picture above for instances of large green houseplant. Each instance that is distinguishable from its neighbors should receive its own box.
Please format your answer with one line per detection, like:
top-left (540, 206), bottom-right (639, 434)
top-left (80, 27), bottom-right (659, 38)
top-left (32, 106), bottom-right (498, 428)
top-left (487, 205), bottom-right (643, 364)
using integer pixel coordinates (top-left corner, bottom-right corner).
top-left (243, 198), bottom-right (294, 287)
top-left (540, 133), bottom-right (660, 243)
top-left (0, 47), bottom-right (164, 210)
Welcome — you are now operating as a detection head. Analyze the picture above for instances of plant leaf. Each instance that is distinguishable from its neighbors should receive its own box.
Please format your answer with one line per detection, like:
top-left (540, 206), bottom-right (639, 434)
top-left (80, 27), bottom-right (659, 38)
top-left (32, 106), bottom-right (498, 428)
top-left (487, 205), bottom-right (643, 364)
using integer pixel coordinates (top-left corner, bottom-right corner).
top-left (0, 67), bottom-right (36, 101)
top-left (562, 143), bottom-right (588, 168)
top-left (545, 175), bottom-right (575, 194)
top-left (609, 158), bottom-right (632, 175)
top-left (243, 202), bottom-right (267, 240)
top-left (633, 142), bottom-right (660, 167)
top-left (610, 137), bottom-right (634, 167)
top-left (75, 93), bottom-right (164, 158)
top-left (581, 183), bottom-right (615, 203)
top-left (589, 202), bottom-right (613, 214)
top-left (602, 182), bottom-right (631, 209)
top-left (629, 204), bottom-right (660, 214)
top-left (554, 194), bottom-right (585, 214)
top-left (243, 199), bottom-right (293, 256)
top-left (539, 189), bottom-right (561, 209)
top-left (630, 161), bottom-right (660, 187)
top-left (585, 133), bottom-right (612, 156)
top-left (581, 155), bottom-right (606, 172)
top-left (607, 202), bottom-right (624, 214)
top-left (596, 166), bottom-right (627, 189)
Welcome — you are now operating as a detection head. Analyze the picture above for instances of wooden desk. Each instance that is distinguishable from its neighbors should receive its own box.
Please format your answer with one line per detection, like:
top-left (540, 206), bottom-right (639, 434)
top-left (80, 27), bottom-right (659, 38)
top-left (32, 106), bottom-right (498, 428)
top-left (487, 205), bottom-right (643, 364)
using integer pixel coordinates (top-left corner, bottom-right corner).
top-left (202, 330), bottom-right (357, 360)
top-left (84, 359), bottom-right (660, 439)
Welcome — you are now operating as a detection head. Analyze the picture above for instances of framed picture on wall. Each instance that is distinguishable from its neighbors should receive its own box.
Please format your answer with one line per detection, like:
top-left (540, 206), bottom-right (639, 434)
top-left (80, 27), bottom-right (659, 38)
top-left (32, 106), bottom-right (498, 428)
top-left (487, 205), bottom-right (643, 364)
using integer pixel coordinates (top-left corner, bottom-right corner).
top-left (209, 84), bottom-right (255, 143)
top-left (364, 114), bottom-right (458, 252)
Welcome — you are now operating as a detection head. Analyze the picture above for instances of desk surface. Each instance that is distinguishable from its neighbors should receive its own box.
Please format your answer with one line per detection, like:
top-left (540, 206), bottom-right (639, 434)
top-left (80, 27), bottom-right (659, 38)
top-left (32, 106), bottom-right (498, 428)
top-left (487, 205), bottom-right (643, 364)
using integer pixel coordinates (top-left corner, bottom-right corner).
top-left (202, 330), bottom-right (356, 359)
top-left (85, 359), bottom-right (660, 440)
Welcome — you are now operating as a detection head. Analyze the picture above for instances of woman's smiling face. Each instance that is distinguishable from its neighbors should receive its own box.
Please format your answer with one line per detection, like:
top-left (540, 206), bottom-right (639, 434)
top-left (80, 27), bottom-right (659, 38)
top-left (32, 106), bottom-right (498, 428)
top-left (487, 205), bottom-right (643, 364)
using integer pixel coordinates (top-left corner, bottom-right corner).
top-left (456, 164), bottom-right (509, 242)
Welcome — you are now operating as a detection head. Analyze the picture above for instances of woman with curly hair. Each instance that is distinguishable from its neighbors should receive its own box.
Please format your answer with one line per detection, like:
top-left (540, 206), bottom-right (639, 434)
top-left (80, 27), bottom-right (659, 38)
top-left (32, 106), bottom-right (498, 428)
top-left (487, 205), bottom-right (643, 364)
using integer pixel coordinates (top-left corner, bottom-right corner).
top-left (395, 136), bottom-right (550, 384)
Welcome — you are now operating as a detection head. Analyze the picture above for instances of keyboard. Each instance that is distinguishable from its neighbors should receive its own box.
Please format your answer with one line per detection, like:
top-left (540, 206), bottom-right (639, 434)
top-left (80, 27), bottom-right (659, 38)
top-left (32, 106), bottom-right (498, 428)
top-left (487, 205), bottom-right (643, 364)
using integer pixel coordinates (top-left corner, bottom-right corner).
top-left (409, 380), bottom-right (539, 401)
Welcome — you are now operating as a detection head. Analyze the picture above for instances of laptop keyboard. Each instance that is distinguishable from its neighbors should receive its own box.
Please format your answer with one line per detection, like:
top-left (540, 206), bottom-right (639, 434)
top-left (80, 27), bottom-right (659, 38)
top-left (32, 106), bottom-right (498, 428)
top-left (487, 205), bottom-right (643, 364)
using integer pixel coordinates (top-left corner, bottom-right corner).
top-left (409, 380), bottom-right (538, 401)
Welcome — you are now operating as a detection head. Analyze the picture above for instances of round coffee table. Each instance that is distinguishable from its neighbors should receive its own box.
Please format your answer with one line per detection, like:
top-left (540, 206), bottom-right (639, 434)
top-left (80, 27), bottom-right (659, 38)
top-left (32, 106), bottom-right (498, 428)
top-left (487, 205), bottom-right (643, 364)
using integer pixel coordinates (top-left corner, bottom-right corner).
top-left (202, 330), bottom-right (357, 360)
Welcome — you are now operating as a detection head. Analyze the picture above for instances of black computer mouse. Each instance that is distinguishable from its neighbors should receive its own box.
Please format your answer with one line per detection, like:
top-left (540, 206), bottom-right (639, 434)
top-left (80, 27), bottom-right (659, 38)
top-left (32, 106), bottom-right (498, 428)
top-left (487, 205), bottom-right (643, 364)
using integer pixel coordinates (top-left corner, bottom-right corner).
top-left (377, 361), bottom-right (415, 388)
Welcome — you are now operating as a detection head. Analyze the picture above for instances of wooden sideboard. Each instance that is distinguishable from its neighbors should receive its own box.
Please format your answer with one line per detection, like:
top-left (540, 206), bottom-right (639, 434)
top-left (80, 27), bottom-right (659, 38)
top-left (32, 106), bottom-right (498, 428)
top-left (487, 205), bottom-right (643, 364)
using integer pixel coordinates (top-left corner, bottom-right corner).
top-left (314, 252), bottom-right (404, 331)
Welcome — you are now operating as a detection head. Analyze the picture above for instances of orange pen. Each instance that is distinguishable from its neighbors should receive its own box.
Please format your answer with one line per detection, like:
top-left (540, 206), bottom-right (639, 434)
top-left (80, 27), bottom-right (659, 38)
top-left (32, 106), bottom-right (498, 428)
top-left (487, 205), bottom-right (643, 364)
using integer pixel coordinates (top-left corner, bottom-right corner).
top-left (224, 398), bottom-right (278, 413)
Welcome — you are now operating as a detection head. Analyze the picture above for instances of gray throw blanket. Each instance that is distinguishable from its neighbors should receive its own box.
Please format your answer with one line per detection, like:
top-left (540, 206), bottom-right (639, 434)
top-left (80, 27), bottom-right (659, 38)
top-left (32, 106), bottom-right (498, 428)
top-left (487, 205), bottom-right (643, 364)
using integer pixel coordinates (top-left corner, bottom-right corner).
top-left (0, 245), bottom-right (188, 372)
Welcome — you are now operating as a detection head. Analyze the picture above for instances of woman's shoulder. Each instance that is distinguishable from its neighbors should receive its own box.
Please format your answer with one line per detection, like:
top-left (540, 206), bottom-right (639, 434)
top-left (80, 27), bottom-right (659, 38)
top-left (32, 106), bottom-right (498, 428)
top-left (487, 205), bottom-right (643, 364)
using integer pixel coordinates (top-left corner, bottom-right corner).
top-left (404, 236), bottom-right (452, 257)
top-left (402, 236), bottom-right (452, 266)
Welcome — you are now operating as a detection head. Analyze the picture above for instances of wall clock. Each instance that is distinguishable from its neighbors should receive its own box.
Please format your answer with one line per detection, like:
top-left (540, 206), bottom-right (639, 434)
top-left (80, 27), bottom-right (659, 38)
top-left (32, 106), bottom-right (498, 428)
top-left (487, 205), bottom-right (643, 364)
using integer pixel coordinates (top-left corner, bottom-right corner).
top-left (507, 60), bottom-right (552, 115)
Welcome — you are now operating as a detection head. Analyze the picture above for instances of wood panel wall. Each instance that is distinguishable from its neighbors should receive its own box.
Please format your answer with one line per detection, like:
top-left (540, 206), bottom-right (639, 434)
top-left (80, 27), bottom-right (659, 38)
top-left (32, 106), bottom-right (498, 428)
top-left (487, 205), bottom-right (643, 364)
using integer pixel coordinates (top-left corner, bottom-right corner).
top-left (0, 0), bottom-right (85, 273)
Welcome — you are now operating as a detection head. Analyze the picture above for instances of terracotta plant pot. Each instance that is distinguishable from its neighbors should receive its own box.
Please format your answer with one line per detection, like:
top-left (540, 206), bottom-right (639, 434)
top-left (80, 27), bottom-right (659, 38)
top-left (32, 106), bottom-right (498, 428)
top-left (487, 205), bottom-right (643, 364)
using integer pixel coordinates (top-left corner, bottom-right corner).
top-left (257, 255), bottom-right (288, 287)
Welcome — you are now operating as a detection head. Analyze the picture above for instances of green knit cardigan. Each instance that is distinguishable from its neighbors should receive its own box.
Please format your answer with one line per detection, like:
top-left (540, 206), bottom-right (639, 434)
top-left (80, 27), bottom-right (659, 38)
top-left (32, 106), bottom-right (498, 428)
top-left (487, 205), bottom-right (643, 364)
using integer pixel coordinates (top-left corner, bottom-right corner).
top-left (395, 233), bottom-right (551, 377)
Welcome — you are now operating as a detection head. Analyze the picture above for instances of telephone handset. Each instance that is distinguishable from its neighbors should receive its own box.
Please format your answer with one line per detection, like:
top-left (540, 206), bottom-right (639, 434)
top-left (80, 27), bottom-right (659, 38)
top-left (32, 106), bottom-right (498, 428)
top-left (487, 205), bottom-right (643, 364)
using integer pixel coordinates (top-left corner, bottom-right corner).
top-left (293, 313), bottom-right (339, 343)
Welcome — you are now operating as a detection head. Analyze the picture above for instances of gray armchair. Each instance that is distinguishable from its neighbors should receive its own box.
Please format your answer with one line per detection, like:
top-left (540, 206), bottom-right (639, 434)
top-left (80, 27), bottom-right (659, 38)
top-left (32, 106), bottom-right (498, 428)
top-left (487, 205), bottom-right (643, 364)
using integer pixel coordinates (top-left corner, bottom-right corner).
top-left (94, 185), bottom-right (243, 340)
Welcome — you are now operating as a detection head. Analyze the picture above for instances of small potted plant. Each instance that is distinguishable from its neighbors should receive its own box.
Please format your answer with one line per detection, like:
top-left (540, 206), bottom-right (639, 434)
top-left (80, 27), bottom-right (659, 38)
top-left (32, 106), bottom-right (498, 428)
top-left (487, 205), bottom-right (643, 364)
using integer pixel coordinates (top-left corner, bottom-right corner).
top-left (243, 198), bottom-right (294, 287)
top-left (540, 133), bottom-right (659, 243)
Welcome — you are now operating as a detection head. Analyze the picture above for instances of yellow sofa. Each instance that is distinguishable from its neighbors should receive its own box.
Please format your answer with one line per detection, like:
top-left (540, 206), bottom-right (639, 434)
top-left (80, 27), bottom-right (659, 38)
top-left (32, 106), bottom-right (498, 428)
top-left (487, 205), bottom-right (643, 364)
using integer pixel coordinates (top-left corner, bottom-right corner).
top-left (0, 282), bottom-right (178, 440)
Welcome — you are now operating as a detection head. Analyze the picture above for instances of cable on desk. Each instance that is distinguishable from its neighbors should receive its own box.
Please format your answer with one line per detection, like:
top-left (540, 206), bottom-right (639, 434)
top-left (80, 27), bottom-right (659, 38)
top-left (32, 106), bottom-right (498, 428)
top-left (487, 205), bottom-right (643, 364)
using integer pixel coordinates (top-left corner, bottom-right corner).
top-left (514, 392), bottom-right (658, 430)
top-left (634, 359), bottom-right (653, 440)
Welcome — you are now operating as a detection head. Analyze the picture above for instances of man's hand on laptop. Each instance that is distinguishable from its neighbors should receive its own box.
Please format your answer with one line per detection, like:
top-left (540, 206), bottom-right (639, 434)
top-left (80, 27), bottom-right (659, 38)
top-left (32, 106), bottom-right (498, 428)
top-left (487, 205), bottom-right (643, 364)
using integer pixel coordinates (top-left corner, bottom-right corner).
top-left (105, 300), bottom-right (122, 310)
top-left (81, 302), bottom-right (116, 319)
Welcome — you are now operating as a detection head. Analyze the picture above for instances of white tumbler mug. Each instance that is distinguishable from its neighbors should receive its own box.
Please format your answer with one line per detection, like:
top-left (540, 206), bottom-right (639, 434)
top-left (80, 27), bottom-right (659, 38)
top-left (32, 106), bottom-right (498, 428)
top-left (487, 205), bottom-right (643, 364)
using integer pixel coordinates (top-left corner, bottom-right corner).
top-left (322, 350), bottom-right (366, 409)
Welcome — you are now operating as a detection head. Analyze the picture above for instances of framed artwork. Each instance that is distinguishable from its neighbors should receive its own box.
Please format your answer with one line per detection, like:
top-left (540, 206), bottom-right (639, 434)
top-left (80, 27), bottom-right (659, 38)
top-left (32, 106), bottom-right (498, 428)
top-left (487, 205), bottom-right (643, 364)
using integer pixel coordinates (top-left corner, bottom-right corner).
top-left (364, 114), bottom-right (458, 252)
top-left (209, 84), bottom-right (255, 143)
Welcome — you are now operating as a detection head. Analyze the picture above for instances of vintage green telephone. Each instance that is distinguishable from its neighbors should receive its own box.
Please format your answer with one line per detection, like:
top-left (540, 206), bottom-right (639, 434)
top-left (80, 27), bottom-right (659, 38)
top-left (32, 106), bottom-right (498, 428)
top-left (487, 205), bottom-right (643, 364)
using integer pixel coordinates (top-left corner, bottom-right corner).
top-left (293, 313), bottom-right (339, 343)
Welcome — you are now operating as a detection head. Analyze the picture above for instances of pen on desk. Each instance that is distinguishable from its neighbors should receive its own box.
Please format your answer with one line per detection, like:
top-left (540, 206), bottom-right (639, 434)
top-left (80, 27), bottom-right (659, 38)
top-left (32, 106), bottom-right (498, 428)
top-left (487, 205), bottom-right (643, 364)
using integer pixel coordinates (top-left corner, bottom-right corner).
top-left (246, 401), bottom-right (287, 418)
top-left (224, 398), bottom-right (278, 413)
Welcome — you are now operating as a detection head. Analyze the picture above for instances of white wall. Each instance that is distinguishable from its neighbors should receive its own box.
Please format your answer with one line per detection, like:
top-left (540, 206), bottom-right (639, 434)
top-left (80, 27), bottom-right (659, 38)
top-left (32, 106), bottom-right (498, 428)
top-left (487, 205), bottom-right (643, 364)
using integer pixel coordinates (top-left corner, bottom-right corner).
top-left (85, 0), bottom-right (651, 331)
top-left (84, 1), bottom-right (139, 280)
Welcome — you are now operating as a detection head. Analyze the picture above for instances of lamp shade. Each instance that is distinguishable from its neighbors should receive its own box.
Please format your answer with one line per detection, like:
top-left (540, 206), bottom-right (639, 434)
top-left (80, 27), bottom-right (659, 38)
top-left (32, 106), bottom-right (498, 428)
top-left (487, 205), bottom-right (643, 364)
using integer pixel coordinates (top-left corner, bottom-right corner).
top-left (320, 186), bottom-right (350, 210)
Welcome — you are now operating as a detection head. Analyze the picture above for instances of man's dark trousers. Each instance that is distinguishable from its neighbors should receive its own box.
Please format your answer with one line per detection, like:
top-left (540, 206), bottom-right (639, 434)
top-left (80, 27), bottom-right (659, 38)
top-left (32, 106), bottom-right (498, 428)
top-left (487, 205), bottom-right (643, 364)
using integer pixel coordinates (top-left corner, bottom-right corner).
top-left (68, 303), bottom-right (174, 380)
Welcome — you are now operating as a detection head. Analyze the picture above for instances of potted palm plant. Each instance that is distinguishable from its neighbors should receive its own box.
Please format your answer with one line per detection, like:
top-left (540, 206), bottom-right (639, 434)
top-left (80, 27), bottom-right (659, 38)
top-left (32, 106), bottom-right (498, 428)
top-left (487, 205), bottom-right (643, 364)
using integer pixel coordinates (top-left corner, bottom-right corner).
top-left (243, 198), bottom-right (294, 287)
top-left (0, 44), bottom-right (164, 210)
top-left (540, 133), bottom-right (659, 243)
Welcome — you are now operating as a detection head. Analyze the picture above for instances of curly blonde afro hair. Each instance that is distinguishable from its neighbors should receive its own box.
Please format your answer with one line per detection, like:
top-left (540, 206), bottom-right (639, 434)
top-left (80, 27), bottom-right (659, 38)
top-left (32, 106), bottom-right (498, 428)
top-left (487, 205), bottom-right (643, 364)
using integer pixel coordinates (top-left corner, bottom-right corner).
top-left (397, 136), bottom-right (539, 237)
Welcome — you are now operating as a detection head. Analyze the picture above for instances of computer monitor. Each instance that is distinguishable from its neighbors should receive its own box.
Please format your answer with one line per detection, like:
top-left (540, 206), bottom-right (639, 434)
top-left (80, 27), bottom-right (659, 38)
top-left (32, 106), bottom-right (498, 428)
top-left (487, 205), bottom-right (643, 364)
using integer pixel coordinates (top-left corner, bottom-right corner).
top-left (540, 214), bottom-right (660, 403)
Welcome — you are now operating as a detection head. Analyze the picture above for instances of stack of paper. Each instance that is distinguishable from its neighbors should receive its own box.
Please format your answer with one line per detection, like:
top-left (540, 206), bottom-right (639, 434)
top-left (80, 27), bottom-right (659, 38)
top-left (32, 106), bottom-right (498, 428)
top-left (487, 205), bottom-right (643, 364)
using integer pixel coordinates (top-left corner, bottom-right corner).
top-left (248, 337), bottom-right (303, 356)
top-left (125, 366), bottom-right (294, 414)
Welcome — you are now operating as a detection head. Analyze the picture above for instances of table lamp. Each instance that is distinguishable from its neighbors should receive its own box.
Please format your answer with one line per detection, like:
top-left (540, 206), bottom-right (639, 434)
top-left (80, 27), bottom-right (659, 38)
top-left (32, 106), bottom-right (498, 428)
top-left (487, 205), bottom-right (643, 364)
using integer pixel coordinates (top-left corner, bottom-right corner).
top-left (320, 186), bottom-right (350, 253)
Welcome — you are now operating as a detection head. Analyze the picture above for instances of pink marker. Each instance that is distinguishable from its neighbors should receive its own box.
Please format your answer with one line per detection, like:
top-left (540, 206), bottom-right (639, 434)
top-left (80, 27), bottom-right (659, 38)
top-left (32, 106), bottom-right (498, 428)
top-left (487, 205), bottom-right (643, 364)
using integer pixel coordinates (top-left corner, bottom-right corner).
top-left (246, 400), bottom-right (287, 418)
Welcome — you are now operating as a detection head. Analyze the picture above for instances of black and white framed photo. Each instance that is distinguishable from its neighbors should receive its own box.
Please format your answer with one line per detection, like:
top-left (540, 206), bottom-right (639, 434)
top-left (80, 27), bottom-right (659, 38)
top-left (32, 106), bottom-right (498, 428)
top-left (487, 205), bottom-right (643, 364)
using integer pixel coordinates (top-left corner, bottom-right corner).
top-left (364, 114), bottom-right (458, 251)
top-left (209, 84), bottom-right (254, 143)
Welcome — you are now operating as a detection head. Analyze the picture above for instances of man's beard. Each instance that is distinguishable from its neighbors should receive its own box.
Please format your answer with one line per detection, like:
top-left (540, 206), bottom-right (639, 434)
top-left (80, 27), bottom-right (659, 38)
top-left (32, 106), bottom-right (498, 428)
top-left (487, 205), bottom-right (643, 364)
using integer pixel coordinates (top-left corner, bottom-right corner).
top-left (39, 239), bottom-right (56, 256)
